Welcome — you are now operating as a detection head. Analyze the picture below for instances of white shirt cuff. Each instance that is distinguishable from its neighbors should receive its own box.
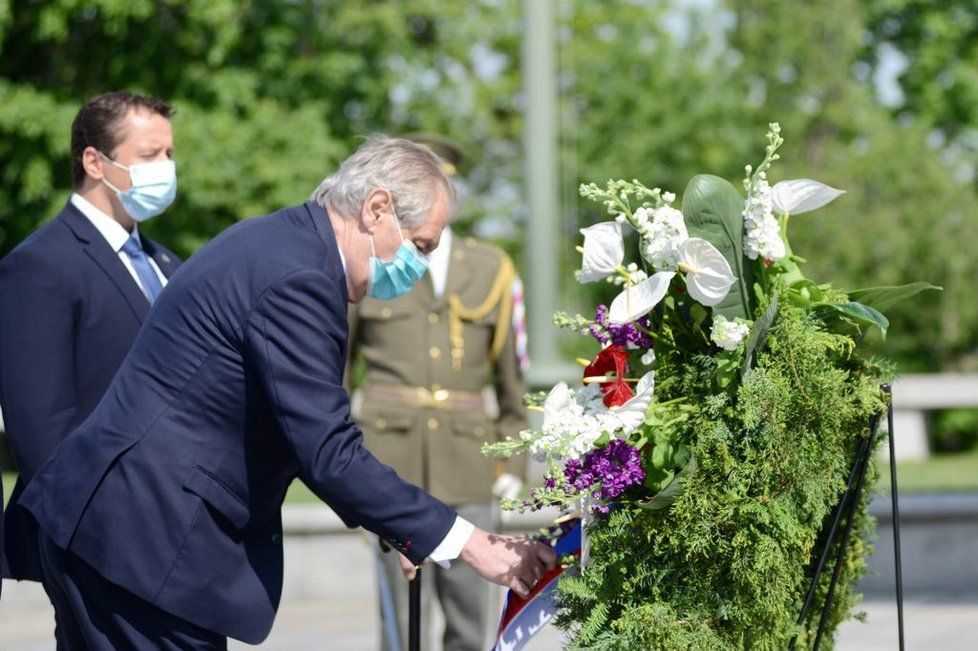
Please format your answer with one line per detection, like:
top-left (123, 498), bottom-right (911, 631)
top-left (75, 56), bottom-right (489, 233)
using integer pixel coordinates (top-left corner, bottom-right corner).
top-left (428, 516), bottom-right (474, 569)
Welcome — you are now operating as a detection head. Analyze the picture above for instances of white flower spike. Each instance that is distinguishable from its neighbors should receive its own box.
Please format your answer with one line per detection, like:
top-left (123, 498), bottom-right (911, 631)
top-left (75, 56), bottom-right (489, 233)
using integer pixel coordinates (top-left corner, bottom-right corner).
top-left (641, 205), bottom-right (689, 271)
top-left (608, 271), bottom-right (675, 324)
top-left (578, 221), bottom-right (625, 283)
top-left (678, 238), bottom-right (737, 307)
top-left (771, 179), bottom-right (845, 215)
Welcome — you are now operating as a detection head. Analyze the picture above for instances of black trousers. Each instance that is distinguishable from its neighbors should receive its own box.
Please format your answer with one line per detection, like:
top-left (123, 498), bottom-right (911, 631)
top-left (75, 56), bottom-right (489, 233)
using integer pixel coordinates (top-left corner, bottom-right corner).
top-left (38, 533), bottom-right (227, 650)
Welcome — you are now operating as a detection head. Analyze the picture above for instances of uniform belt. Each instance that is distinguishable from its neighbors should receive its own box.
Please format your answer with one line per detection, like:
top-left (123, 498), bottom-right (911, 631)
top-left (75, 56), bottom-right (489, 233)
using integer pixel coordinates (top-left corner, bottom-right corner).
top-left (361, 385), bottom-right (485, 412)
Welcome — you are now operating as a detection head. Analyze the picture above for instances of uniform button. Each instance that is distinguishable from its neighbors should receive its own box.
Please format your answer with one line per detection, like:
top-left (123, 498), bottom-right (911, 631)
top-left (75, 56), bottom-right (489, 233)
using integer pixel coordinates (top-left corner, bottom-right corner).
top-left (428, 312), bottom-right (440, 324)
top-left (429, 346), bottom-right (441, 359)
top-left (376, 418), bottom-right (387, 429)
top-left (271, 533), bottom-right (282, 544)
top-left (381, 307), bottom-right (392, 318)
top-left (428, 418), bottom-right (439, 430)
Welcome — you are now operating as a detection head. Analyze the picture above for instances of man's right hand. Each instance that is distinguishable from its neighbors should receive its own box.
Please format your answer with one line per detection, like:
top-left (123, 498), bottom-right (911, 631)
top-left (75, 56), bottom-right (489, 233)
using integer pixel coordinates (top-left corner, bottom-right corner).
top-left (458, 528), bottom-right (558, 598)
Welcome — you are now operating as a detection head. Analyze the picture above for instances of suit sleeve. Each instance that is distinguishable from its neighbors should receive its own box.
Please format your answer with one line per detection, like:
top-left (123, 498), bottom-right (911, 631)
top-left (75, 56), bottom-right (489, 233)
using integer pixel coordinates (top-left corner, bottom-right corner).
top-left (0, 253), bottom-right (77, 481)
top-left (491, 283), bottom-right (529, 482)
top-left (244, 270), bottom-right (456, 564)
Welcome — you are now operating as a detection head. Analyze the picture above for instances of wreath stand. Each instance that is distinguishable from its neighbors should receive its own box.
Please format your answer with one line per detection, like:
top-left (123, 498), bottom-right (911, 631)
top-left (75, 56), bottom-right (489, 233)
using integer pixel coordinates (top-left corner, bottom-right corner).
top-left (790, 384), bottom-right (905, 650)
top-left (408, 568), bottom-right (422, 651)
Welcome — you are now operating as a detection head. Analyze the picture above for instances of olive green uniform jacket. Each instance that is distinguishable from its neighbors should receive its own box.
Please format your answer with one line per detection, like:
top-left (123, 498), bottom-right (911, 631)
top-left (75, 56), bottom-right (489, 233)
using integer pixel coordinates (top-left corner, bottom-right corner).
top-left (348, 237), bottom-right (527, 506)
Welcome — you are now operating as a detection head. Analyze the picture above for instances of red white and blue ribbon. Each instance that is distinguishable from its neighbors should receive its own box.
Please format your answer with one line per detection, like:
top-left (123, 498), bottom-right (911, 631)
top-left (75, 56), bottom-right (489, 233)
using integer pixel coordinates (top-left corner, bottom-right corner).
top-left (491, 520), bottom-right (581, 651)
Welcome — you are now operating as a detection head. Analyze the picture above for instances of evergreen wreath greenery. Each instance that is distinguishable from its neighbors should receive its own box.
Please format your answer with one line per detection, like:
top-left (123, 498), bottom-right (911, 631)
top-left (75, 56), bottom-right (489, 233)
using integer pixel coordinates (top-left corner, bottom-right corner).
top-left (485, 124), bottom-right (938, 649)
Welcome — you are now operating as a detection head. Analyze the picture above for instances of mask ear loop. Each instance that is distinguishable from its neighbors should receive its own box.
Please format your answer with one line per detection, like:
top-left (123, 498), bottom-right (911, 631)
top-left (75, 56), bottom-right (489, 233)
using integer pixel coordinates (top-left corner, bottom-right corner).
top-left (389, 206), bottom-right (407, 243)
top-left (98, 152), bottom-right (130, 194)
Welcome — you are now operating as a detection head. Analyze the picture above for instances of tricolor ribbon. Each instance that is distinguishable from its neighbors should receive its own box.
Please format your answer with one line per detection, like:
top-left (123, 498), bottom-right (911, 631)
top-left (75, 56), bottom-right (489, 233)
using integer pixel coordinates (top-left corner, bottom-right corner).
top-left (491, 519), bottom-right (581, 651)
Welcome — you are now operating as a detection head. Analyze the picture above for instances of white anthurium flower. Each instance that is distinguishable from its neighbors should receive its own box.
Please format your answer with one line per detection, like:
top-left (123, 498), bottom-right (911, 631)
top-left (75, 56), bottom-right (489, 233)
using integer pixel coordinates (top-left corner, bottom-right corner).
top-left (677, 238), bottom-right (737, 307)
top-left (608, 371), bottom-right (655, 433)
top-left (607, 271), bottom-right (675, 324)
top-left (578, 221), bottom-right (624, 283)
top-left (771, 179), bottom-right (845, 215)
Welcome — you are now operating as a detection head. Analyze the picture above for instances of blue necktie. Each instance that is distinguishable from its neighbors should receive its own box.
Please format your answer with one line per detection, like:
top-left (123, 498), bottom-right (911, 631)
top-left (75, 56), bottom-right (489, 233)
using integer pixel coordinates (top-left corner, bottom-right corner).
top-left (122, 235), bottom-right (164, 304)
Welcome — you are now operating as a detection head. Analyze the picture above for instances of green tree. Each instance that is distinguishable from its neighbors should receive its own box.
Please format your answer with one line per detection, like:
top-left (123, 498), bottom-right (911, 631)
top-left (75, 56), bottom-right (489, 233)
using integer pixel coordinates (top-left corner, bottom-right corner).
top-left (0, 0), bottom-right (527, 256)
top-left (723, 0), bottom-right (978, 371)
top-left (863, 0), bottom-right (978, 147)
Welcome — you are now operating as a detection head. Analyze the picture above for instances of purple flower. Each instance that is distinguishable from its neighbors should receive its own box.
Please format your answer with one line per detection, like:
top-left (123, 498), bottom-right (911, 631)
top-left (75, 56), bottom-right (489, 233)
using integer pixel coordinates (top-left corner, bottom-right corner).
top-left (589, 305), bottom-right (654, 349)
top-left (563, 439), bottom-right (646, 508)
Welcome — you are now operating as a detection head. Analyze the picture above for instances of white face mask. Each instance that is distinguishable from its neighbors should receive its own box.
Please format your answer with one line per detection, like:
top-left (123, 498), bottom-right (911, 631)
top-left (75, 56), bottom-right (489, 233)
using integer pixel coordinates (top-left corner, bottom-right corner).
top-left (101, 154), bottom-right (177, 222)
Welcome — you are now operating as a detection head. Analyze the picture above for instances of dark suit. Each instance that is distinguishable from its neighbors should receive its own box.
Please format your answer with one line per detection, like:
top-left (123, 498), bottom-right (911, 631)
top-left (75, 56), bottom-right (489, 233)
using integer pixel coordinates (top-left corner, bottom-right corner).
top-left (22, 201), bottom-right (457, 645)
top-left (0, 200), bottom-right (180, 582)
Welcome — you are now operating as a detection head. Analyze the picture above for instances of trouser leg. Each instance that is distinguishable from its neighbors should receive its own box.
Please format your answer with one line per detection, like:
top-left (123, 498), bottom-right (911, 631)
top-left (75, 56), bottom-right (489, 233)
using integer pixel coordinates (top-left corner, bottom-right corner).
top-left (38, 533), bottom-right (227, 651)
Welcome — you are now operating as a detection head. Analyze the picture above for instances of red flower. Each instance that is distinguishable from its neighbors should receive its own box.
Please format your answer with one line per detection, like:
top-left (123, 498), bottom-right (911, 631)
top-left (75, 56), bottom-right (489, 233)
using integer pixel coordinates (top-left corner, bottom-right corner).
top-left (584, 345), bottom-right (634, 407)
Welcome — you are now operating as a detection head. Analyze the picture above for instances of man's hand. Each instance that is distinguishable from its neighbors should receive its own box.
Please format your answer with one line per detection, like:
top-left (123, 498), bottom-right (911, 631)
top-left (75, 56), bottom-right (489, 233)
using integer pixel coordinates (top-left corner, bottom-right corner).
top-left (458, 528), bottom-right (558, 598)
top-left (397, 551), bottom-right (420, 581)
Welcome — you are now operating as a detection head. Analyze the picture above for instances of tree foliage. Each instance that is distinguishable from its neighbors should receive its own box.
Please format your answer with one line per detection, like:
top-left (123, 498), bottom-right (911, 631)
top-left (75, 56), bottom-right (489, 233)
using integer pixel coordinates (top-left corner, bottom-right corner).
top-left (0, 0), bottom-right (525, 255)
top-left (1, 0), bottom-right (975, 373)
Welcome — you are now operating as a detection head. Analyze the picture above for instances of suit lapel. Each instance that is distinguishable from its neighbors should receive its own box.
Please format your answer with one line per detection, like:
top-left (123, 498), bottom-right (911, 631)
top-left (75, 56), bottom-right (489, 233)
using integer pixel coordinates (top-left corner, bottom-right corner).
top-left (141, 236), bottom-right (179, 279)
top-left (59, 203), bottom-right (151, 322)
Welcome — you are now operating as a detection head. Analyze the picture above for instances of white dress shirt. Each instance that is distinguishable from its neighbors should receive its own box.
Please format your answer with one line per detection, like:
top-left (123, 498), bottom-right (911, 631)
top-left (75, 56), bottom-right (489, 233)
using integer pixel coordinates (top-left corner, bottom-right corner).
top-left (70, 193), bottom-right (168, 296)
top-left (328, 225), bottom-right (475, 566)
top-left (426, 226), bottom-right (452, 297)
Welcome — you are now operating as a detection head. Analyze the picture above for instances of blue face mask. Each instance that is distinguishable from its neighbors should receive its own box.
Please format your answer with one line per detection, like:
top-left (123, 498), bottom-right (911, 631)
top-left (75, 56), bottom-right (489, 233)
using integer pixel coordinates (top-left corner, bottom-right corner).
top-left (101, 154), bottom-right (177, 222)
top-left (367, 211), bottom-right (429, 300)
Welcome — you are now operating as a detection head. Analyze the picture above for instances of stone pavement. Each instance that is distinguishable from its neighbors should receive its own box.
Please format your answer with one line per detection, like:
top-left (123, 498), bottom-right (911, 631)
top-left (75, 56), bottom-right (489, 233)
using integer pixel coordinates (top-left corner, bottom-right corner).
top-left (1, 532), bottom-right (974, 650)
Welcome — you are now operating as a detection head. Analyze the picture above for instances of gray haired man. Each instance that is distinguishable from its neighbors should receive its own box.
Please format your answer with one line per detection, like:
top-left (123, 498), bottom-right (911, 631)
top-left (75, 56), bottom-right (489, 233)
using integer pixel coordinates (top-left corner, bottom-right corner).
top-left (18, 136), bottom-right (556, 649)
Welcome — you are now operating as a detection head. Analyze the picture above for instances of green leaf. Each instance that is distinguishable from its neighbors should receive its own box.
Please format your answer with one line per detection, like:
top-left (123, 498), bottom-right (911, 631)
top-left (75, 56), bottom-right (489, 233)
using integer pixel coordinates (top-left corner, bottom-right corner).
top-left (846, 282), bottom-right (942, 313)
top-left (818, 301), bottom-right (890, 339)
top-left (682, 174), bottom-right (753, 320)
top-left (636, 456), bottom-right (697, 512)
top-left (788, 279), bottom-right (823, 303)
top-left (741, 296), bottom-right (778, 382)
top-left (716, 353), bottom-right (740, 388)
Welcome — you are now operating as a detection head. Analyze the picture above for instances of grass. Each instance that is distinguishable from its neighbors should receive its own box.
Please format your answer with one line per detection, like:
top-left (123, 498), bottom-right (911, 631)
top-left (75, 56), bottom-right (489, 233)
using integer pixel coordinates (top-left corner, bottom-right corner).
top-left (878, 447), bottom-right (978, 493)
top-left (5, 449), bottom-right (978, 509)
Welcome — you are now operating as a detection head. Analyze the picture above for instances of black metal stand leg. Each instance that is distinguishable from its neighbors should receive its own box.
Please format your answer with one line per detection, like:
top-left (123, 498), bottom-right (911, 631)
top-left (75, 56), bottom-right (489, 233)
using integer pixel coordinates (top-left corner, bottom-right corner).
top-left (791, 387), bottom-right (907, 649)
top-left (409, 568), bottom-right (422, 651)
top-left (883, 385), bottom-right (906, 650)
top-left (812, 426), bottom-right (877, 651)
top-left (789, 430), bottom-right (875, 650)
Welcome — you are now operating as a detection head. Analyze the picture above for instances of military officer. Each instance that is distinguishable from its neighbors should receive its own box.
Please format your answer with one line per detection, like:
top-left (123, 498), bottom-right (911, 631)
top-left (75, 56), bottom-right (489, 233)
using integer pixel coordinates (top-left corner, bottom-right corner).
top-left (348, 134), bottom-right (528, 651)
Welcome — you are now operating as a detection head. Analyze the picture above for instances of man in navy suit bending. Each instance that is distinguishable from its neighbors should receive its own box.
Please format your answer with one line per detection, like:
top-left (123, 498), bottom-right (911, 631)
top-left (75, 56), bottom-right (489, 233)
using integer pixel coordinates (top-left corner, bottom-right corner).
top-left (0, 92), bottom-right (181, 595)
top-left (22, 136), bottom-right (555, 648)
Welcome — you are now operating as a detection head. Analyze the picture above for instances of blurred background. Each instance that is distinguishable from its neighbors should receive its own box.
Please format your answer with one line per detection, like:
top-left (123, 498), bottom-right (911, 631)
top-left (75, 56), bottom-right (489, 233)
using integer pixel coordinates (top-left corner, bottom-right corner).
top-left (1, 0), bottom-right (976, 648)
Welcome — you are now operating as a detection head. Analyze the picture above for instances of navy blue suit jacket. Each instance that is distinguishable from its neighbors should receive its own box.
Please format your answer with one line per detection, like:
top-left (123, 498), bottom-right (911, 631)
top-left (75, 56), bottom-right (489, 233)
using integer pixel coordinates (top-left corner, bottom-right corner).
top-left (0, 201), bottom-right (180, 582)
top-left (22, 202), bottom-right (457, 643)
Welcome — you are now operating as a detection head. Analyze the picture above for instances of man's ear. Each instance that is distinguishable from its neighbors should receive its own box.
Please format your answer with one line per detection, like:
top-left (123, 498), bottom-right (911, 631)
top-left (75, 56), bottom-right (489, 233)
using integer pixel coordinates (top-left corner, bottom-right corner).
top-left (361, 188), bottom-right (393, 234)
top-left (82, 146), bottom-right (106, 182)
